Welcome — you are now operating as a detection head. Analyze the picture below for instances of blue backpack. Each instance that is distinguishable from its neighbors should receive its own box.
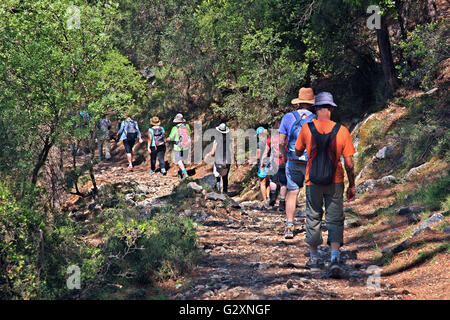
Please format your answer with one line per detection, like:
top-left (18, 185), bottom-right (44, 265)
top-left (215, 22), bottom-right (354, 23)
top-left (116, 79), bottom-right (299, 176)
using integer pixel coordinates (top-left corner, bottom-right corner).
top-left (79, 110), bottom-right (92, 128)
top-left (287, 110), bottom-right (316, 161)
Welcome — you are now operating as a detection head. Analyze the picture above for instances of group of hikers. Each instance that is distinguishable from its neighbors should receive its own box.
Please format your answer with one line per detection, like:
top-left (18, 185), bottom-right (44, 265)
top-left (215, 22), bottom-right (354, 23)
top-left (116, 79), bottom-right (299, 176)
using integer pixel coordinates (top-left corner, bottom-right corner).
top-left (90, 86), bottom-right (356, 278)
top-left (249, 88), bottom-right (356, 277)
top-left (278, 88), bottom-right (356, 277)
top-left (206, 87), bottom-right (356, 278)
top-left (93, 112), bottom-right (191, 178)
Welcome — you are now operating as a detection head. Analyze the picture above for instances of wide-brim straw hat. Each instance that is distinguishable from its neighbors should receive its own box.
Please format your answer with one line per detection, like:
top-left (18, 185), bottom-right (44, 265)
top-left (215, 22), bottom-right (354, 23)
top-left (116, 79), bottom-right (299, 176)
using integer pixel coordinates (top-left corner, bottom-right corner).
top-left (291, 87), bottom-right (315, 105)
top-left (216, 123), bottom-right (230, 134)
top-left (150, 116), bottom-right (161, 126)
top-left (173, 113), bottom-right (186, 123)
top-left (312, 92), bottom-right (337, 107)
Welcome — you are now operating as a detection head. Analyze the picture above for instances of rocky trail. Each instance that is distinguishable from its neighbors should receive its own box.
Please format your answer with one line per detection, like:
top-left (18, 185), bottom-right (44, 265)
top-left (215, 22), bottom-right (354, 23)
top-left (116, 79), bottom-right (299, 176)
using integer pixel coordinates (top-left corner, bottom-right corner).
top-left (67, 138), bottom-right (449, 300)
top-left (169, 187), bottom-right (448, 300)
top-left (172, 203), bottom-right (373, 300)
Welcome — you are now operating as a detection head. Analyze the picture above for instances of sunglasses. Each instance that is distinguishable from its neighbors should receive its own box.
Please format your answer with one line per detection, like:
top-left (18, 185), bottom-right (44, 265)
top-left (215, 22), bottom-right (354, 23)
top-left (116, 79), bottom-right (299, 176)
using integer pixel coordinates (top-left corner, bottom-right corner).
top-left (315, 105), bottom-right (334, 110)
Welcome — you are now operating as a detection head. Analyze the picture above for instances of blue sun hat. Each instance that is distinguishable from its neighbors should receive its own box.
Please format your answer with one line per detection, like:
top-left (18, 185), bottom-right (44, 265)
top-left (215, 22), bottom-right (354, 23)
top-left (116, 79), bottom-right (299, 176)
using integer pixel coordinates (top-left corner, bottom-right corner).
top-left (312, 92), bottom-right (337, 107)
top-left (256, 126), bottom-right (265, 136)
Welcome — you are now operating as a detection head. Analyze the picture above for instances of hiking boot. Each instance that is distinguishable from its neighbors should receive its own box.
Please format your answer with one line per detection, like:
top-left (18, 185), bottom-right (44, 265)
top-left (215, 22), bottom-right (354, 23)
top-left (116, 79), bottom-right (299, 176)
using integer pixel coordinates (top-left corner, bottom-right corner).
top-left (284, 224), bottom-right (294, 239)
top-left (269, 191), bottom-right (276, 207)
top-left (149, 170), bottom-right (155, 174)
top-left (305, 258), bottom-right (324, 270)
top-left (161, 169), bottom-right (167, 176)
top-left (328, 259), bottom-right (343, 279)
top-left (127, 164), bottom-right (133, 171)
top-left (279, 199), bottom-right (286, 211)
top-left (182, 171), bottom-right (189, 179)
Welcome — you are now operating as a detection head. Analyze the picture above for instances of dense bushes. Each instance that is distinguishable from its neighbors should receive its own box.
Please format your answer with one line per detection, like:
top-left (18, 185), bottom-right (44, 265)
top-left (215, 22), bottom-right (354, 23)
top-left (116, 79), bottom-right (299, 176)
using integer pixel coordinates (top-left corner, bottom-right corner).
top-left (0, 183), bottom-right (44, 299)
top-left (0, 180), bottom-right (199, 299)
top-left (99, 206), bottom-right (199, 288)
top-left (397, 19), bottom-right (449, 90)
top-left (0, 182), bottom-right (101, 299)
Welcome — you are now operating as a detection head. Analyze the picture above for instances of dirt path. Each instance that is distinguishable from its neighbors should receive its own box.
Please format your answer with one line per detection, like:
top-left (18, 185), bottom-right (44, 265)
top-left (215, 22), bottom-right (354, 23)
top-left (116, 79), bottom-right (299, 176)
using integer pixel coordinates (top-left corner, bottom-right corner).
top-left (165, 193), bottom-right (448, 300)
top-left (167, 203), bottom-right (397, 300)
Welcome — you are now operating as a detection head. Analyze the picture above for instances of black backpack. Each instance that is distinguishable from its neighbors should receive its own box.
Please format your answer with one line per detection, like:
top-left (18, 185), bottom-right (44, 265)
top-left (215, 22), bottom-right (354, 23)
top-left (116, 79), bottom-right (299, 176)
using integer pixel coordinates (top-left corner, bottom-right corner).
top-left (152, 126), bottom-right (165, 146)
top-left (307, 122), bottom-right (341, 185)
top-left (214, 134), bottom-right (231, 177)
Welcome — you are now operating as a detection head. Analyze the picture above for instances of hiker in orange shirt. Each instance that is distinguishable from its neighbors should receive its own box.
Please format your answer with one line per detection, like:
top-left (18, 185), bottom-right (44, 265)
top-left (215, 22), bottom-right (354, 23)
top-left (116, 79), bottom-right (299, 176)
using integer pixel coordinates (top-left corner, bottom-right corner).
top-left (295, 92), bottom-right (356, 278)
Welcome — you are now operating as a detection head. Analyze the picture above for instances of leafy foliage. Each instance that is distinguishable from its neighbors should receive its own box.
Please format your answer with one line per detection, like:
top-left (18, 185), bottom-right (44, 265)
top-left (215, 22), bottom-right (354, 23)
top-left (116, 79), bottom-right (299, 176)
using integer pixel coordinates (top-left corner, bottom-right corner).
top-left (397, 20), bottom-right (449, 89)
top-left (0, 0), bottom-right (146, 187)
top-left (0, 181), bottom-right (102, 299)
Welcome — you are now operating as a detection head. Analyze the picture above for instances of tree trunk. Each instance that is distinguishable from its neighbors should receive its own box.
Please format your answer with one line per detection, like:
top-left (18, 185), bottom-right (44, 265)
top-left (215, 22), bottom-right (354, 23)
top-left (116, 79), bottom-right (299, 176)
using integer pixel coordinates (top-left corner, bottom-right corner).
top-left (426, 0), bottom-right (437, 21)
top-left (394, 0), bottom-right (410, 68)
top-left (71, 141), bottom-right (83, 196)
top-left (376, 17), bottom-right (398, 98)
top-left (395, 0), bottom-right (408, 41)
top-left (185, 72), bottom-right (194, 106)
top-left (88, 133), bottom-right (98, 197)
top-left (88, 162), bottom-right (98, 197)
top-left (31, 136), bottom-right (53, 185)
top-left (305, 62), bottom-right (314, 87)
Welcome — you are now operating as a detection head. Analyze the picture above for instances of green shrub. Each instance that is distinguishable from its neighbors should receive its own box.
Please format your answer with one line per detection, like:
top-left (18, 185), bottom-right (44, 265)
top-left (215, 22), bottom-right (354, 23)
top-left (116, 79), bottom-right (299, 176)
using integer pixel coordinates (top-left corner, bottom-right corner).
top-left (101, 207), bottom-right (199, 288)
top-left (0, 176), bottom-right (201, 300)
top-left (397, 121), bottom-right (439, 170)
top-left (0, 183), bottom-right (44, 299)
top-left (0, 182), bottom-right (102, 299)
top-left (396, 20), bottom-right (449, 90)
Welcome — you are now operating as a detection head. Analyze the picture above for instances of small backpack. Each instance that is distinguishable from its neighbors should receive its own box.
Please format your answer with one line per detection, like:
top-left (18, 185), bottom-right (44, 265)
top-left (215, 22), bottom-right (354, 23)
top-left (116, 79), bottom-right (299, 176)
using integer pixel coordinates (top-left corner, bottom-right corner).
top-left (80, 110), bottom-right (92, 128)
top-left (126, 120), bottom-right (137, 134)
top-left (152, 126), bottom-right (165, 146)
top-left (98, 118), bottom-right (110, 133)
top-left (215, 163), bottom-right (230, 177)
top-left (177, 124), bottom-right (191, 149)
top-left (307, 122), bottom-right (341, 185)
top-left (287, 110), bottom-right (316, 161)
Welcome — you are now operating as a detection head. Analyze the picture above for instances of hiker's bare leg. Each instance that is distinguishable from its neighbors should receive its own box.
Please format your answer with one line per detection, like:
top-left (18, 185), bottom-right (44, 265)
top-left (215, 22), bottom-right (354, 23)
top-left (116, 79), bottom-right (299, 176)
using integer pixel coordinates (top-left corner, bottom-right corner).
top-left (280, 185), bottom-right (287, 199)
top-left (177, 160), bottom-right (186, 172)
top-left (270, 181), bottom-right (277, 191)
top-left (260, 177), bottom-right (267, 201)
top-left (127, 153), bottom-right (132, 166)
top-left (286, 189), bottom-right (300, 222)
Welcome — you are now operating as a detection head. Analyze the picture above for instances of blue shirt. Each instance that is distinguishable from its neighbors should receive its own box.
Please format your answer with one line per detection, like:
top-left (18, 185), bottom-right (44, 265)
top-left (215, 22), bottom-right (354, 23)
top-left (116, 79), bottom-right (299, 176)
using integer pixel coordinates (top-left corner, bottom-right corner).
top-left (279, 109), bottom-right (314, 136)
top-left (279, 109), bottom-right (315, 161)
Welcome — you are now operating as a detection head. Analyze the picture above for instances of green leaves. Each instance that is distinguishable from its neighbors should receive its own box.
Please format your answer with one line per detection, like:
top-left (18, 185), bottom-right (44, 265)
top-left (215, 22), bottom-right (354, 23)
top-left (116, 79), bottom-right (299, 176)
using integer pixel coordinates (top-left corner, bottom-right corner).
top-left (0, 0), bottom-right (146, 186)
top-left (396, 20), bottom-right (448, 90)
top-left (192, 0), bottom-right (309, 125)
